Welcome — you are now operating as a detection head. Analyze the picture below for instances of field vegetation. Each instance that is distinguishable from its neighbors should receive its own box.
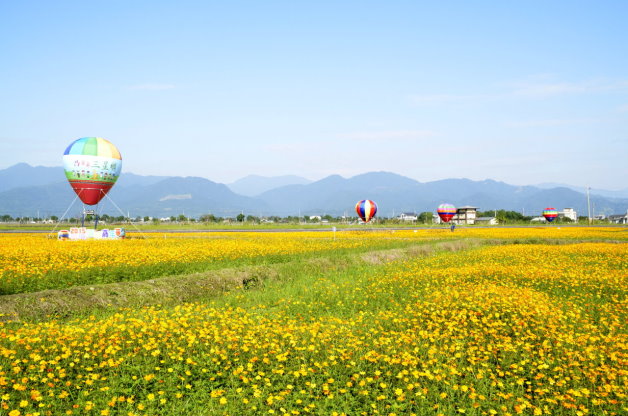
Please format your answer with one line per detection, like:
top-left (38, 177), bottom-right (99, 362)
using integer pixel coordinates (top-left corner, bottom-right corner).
top-left (0, 227), bottom-right (626, 415)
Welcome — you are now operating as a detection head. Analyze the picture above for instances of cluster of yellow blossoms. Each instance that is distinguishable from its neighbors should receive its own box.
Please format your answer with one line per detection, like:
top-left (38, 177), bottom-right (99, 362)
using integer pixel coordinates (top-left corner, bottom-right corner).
top-left (0, 235), bottom-right (625, 415)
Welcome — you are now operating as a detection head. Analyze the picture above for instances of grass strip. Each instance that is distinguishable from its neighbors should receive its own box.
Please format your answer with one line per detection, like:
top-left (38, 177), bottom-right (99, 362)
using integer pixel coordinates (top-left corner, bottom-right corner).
top-left (0, 240), bottom-right (483, 322)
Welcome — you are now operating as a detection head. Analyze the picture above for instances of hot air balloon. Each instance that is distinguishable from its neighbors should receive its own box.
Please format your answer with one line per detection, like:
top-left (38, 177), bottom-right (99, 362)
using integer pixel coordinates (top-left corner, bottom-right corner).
top-left (62, 137), bottom-right (122, 205)
top-left (356, 199), bottom-right (377, 223)
top-left (437, 203), bottom-right (456, 223)
top-left (543, 208), bottom-right (558, 222)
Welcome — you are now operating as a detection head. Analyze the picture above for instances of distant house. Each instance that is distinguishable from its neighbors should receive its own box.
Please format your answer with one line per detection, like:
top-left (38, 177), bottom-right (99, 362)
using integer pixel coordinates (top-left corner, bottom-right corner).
top-left (531, 216), bottom-right (547, 223)
top-left (453, 206), bottom-right (478, 225)
top-left (608, 210), bottom-right (628, 224)
top-left (475, 216), bottom-right (498, 225)
top-left (309, 215), bottom-right (322, 221)
top-left (398, 212), bottom-right (418, 221)
top-left (559, 208), bottom-right (577, 221)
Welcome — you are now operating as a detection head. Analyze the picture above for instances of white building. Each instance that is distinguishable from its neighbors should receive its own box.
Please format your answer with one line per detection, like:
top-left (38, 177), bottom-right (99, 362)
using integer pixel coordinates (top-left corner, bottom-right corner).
top-left (398, 212), bottom-right (418, 221)
top-left (559, 208), bottom-right (577, 222)
top-left (475, 216), bottom-right (498, 225)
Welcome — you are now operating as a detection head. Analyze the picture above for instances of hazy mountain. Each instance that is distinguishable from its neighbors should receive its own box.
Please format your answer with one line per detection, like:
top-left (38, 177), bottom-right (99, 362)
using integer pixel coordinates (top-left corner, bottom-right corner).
top-left (0, 163), bottom-right (64, 192)
top-left (0, 163), bottom-right (170, 192)
top-left (0, 172), bottom-right (265, 218)
top-left (227, 174), bottom-right (312, 196)
top-left (109, 176), bottom-right (266, 218)
top-left (0, 165), bottom-right (626, 218)
top-left (114, 172), bottom-right (171, 188)
top-left (258, 173), bottom-right (628, 217)
top-left (256, 172), bottom-right (420, 215)
top-left (536, 182), bottom-right (628, 199)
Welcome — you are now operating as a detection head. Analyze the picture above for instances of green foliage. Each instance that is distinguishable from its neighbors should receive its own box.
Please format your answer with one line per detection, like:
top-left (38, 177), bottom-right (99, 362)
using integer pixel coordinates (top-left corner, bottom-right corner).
top-left (418, 212), bottom-right (433, 223)
top-left (477, 209), bottom-right (531, 223)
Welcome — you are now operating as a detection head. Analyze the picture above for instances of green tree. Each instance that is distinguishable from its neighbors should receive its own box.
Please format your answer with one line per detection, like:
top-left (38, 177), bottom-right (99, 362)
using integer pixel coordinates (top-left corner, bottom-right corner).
top-left (200, 214), bottom-right (217, 222)
top-left (236, 213), bottom-right (245, 222)
top-left (478, 210), bottom-right (529, 223)
top-left (418, 212), bottom-right (433, 223)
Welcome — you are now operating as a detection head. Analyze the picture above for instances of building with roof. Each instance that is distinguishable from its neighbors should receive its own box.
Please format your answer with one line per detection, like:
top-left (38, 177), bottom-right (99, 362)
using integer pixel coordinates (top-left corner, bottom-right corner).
top-left (559, 208), bottom-right (577, 222)
top-left (608, 210), bottom-right (628, 224)
top-left (453, 206), bottom-right (478, 225)
top-left (397, 212), bottom-right (418, 221)
top-left (475, 216), bottom-right (498, 225)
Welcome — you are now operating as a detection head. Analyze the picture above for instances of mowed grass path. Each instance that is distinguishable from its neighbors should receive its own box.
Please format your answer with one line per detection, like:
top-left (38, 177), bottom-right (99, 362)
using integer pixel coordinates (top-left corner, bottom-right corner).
top-left (0, 241), bottom-right (625, 416)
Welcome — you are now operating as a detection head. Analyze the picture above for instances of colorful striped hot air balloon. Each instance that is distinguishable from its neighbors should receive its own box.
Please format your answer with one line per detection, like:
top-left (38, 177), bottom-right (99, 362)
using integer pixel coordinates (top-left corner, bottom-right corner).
top-left (62, 137), bottom-right (122, 205)
top-left (437, 203), bottom-right (457, 223)
top-left (543, 207), bottom-right (558, 222)
top-left (355, 199), bottom-right (377, 223)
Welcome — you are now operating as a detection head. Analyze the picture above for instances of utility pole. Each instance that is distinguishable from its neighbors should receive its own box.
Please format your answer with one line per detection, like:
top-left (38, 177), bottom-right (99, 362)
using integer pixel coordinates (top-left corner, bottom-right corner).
top-left (586, 186), bottom-right (592, 225)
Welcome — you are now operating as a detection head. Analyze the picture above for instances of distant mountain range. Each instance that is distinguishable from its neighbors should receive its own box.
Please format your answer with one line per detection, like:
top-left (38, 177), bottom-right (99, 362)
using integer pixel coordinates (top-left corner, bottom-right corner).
top-left (228, 174), bottom-right (312, 196)
top-left (0, 163), bottom-right (626, 218)
top-left (535, 182), bottom-right (628, 199)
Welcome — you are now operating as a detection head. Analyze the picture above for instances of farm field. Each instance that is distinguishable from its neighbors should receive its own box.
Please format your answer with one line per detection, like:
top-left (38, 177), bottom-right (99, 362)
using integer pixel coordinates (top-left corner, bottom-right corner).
top-left (1, 227), bottom-right (625, 295)
top-left (0, 228), bottom-right (626, 415)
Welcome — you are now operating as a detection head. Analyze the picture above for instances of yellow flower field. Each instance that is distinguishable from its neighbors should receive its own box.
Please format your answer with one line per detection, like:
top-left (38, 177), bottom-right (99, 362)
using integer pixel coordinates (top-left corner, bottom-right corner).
top-left (1, 227), bottom-right (625, 295)
top-left (1, 231), bottom-right (360, 279)
top-left (0, 231), bottom-right (396, 294)
top-left (0, 239), bottom-right (626, 415)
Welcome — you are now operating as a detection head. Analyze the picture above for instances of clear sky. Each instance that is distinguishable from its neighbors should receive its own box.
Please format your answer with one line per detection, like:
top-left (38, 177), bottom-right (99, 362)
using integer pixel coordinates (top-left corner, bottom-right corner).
top-left (1, 0), bottom-right (627, 189)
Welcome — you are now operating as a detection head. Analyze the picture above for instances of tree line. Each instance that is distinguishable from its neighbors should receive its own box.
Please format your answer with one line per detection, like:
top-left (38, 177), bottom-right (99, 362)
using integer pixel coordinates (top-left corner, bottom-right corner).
top-left (0, 210), bottom-right (590, 224)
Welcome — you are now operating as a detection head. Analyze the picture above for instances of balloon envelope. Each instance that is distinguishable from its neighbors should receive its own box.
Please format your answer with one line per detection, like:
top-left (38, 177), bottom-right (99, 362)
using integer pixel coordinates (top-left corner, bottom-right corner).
top-left (543, 207), bottom-right (558, 222)
top-left (356, 199), bottom-right (377, 223)
top-left (437, 203), bottom-right (456, 223)
top-left (63, 137), bottom-right (122, 205)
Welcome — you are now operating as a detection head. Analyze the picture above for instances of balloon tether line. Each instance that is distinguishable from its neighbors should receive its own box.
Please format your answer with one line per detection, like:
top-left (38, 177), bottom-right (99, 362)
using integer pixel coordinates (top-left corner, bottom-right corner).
top-left (103, 193), bottom-right (147, 239)
top-left (47, 190), bottom-right (82, 238)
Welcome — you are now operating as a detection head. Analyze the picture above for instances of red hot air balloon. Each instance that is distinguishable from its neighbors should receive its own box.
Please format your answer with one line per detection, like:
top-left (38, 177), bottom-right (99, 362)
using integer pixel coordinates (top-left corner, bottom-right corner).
top-left (543, 208), bottom-right (558, 222)
top-left (62, 137), bottom-right (122, 205)
top-left (437, 203), bottom-right (456, 223)
top-left (356, 199), bottom-right (377, 223)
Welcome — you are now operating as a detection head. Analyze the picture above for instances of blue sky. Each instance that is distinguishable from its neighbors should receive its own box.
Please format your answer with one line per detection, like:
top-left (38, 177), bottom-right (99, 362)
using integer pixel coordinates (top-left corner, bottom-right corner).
top-left (1, 0), bottom-right (627, 189)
